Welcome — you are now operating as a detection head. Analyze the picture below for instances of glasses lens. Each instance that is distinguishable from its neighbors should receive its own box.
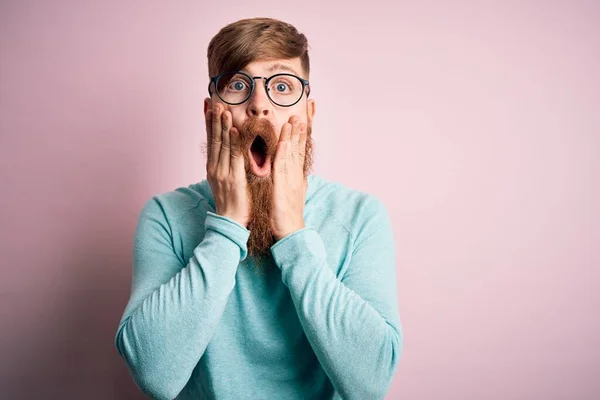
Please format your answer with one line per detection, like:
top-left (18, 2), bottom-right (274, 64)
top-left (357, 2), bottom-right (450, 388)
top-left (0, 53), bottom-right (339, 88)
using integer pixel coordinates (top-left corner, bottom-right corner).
top-left (216, 72), bottom-right (252, 104)
top-left (267, 75), bottom-right (304, 106)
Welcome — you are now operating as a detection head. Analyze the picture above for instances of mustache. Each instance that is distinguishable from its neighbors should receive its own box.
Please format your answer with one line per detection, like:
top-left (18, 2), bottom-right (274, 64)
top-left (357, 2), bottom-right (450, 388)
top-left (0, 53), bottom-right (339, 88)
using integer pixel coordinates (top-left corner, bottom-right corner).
top-left (239, 117), bottom-right (278, 159)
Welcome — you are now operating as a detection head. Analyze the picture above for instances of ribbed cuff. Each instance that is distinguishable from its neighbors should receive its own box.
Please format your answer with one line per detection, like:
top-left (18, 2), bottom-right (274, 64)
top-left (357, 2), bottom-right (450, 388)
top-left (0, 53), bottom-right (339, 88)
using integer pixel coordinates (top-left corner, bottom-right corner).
top-left (205, 211), bottom-right (250, 261)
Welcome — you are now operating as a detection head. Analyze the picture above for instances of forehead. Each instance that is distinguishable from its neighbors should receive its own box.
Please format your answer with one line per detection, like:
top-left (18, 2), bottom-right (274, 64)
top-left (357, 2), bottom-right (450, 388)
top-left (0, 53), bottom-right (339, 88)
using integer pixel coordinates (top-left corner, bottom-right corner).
top-left (241, 58), bottom-right (304, 77)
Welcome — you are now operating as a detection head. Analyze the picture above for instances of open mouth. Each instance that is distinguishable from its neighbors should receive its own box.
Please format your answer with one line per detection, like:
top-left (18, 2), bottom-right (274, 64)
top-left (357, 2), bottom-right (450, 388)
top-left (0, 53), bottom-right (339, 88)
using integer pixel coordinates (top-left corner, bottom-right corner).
top-left (248, 135), bottom-right (271, 177)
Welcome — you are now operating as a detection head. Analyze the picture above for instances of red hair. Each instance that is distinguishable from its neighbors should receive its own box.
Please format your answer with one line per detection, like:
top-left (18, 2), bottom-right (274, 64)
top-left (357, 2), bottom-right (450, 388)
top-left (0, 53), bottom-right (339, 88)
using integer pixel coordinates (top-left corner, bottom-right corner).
top-left (207, 17), bottom-right (310, 78)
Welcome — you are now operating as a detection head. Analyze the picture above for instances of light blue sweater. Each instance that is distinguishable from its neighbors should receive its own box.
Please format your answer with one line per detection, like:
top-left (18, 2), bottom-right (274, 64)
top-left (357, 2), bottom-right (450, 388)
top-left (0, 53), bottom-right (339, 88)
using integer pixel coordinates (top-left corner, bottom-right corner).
top-left (115, 174), bottom-right (403, 399)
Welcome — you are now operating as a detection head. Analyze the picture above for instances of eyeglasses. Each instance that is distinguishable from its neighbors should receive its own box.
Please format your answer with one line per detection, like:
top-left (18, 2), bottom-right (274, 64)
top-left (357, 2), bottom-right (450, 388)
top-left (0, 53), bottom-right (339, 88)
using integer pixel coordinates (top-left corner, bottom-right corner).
top-left (208, 70), bottom-right (310, 107)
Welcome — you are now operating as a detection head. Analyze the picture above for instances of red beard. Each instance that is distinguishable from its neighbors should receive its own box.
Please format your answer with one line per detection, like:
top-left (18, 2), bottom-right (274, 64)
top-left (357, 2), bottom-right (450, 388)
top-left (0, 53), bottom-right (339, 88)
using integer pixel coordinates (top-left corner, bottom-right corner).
top-left (238, 117), bottom-right (314, 263)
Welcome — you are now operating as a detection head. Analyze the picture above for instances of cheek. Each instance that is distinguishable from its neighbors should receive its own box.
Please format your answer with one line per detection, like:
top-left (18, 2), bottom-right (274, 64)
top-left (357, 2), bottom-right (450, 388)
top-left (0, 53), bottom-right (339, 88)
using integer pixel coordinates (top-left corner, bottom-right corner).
top-left (230, 109), bottom-right (247, 128)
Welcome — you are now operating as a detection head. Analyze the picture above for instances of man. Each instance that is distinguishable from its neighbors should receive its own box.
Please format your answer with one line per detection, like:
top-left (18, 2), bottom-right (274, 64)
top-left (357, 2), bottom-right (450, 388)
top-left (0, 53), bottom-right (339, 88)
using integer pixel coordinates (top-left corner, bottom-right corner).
top-left (115, 17), bottom-right (403, 400)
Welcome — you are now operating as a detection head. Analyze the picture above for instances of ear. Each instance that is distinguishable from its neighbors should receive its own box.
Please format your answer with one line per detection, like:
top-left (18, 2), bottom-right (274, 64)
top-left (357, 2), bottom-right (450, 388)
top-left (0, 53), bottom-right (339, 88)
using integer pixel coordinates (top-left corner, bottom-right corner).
top-left (307, 98), bottom-right (316, 124)
top-left (204, 97), bottom-right (213, 115)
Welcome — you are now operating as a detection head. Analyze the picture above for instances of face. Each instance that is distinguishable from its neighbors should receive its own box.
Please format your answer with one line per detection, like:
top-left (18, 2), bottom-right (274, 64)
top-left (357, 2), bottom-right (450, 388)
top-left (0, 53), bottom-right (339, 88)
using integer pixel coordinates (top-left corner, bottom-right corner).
top-left (204, 57), bottom-right (316, 260)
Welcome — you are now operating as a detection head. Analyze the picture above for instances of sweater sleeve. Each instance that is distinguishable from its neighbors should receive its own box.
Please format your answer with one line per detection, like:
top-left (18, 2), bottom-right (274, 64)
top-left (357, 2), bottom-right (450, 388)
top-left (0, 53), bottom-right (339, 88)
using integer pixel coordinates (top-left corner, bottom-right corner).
top-left (269, 196), bottom-right (403, 400)
top-left (114, 198), bottom-right (249, 400)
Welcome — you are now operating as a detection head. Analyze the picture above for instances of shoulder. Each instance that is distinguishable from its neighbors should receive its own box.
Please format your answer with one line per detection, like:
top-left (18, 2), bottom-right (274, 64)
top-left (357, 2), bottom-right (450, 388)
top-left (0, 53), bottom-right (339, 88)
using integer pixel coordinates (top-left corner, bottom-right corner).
top-left (307, 175), bottom-right (390, 239)
top-left (138, 180), bottom-right (214, 226)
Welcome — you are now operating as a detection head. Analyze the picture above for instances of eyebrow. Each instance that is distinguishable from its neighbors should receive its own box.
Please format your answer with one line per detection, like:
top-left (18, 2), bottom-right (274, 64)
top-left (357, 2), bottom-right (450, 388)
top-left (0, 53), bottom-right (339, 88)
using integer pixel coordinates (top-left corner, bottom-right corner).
top-left (266, 62), bottom-right (298, 75)
top-left (240, 62), bottom-right (300, 77)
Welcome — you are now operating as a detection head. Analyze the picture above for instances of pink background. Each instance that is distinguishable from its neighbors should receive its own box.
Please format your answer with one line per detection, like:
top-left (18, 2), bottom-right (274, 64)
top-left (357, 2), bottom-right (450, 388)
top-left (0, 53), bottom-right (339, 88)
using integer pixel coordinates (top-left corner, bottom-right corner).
top-left (1, 1), bottom-right (597, 399)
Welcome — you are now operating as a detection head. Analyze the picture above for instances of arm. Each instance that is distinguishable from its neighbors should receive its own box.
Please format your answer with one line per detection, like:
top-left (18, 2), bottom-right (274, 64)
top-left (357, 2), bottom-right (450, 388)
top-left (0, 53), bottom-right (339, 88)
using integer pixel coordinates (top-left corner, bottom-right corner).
top-left (270, 196), bottom-right (403, 399)
top-left (114, 198), bottom-right (249, 400)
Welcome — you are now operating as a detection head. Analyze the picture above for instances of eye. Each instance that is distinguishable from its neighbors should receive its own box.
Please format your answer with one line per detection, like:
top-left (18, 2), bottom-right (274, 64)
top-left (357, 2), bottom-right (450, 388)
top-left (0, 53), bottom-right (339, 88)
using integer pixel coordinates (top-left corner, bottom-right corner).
top-left (228, 80), bottom-right (247, 91)
top-left (275, 83), bottom-right (289, 92)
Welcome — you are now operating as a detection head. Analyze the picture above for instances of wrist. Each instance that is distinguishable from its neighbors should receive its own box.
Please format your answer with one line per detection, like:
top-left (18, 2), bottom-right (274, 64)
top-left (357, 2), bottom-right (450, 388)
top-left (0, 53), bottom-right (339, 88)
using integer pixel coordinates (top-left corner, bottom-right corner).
top-left (274, 222), bottom-right (305, 241)
top-left (217, 212), bottom-right (249, 228)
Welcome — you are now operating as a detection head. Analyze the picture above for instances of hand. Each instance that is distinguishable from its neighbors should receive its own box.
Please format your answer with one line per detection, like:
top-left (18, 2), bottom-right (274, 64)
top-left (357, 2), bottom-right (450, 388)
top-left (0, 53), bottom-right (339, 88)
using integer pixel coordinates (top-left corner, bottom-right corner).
top-left (271, 116), bottom-right (308, 241)
top-left (205, 104), bottom-right (250, 227)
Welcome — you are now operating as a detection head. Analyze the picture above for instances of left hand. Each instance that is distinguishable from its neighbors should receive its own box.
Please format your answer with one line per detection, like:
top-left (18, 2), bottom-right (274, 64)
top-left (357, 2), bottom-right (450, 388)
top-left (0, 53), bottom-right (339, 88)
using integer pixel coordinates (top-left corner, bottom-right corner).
top-left (271, 116), bottom-right (308, 241)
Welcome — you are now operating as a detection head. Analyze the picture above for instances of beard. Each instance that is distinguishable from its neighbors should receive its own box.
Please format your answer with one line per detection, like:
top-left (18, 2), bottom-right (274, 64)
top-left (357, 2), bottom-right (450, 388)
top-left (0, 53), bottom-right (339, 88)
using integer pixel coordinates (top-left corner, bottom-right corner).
top-left (238, 117), bottom-right (314, 265)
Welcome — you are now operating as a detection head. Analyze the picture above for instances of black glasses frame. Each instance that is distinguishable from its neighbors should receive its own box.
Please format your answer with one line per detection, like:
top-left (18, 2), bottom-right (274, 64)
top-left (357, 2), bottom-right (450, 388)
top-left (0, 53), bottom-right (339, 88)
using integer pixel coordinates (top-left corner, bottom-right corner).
top-left (208, 70), bottom-right (310, 107)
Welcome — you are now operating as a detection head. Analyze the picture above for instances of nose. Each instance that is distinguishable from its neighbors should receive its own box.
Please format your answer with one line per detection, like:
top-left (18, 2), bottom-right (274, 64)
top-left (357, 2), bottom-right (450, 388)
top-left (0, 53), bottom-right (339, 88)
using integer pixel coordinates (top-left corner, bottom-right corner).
top-left (247, 78), bottom-right (272, 117)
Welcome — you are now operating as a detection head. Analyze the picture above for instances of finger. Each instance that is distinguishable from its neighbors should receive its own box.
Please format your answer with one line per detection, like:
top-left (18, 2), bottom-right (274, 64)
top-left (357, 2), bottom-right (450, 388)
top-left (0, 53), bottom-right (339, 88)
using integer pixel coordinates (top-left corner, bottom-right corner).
top-left (218, 110), bottom-right (231, 173)
top-left (209, 105), bottom-right (223, 171)
top-left (298, 122), bottom-right (307, 162)
top-left (290, 119), bottom-right (303, 165)
top-left (303, 178), bottom-right (308, 198)
top-left (274, 141), bottom-right (287, 174)
top-left (291, 119), bottom-right (301, 150)
top-left (279, 122), bottom-right (292, 144)
top-left (274, 123), bottom-right (292, 173)
top-left (285, 125), bottom-right (293, 161)
top-left (205, 109), bottom-right (213, 164)
top-left (229, 127), bottom-right (245, 175)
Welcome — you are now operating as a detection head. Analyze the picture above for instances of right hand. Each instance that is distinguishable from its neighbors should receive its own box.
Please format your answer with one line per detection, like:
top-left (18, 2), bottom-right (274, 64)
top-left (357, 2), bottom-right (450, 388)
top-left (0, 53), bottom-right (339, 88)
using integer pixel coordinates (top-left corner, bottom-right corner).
top-left (205, 104), bottom-right (250, 227)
